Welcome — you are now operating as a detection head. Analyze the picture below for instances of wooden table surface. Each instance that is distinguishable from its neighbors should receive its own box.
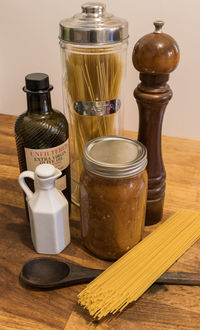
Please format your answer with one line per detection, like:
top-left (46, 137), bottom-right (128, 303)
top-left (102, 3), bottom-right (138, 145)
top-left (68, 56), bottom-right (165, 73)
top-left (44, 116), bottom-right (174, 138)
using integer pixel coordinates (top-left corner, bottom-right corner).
top-left (0, 113), bottom-right (200, 330)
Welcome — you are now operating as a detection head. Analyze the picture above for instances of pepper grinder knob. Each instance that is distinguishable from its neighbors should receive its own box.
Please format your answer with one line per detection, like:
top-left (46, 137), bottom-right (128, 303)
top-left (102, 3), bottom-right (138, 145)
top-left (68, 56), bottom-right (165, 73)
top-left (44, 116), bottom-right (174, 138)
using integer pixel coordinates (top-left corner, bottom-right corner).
top-left (153, 20), bottom-right (164, 33)
top-left (132, 22), bottom-right (180, 225)
top-left (133, 20), bottom-right (180, 74)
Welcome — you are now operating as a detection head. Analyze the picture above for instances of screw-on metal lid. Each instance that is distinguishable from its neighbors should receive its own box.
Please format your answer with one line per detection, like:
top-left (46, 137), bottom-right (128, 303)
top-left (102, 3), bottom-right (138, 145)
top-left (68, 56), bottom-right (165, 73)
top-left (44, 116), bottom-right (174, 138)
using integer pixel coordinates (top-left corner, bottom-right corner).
top-left (83, 136), bottom-right (147, 178)
top-left (59, 2), bottom-right (128, 44)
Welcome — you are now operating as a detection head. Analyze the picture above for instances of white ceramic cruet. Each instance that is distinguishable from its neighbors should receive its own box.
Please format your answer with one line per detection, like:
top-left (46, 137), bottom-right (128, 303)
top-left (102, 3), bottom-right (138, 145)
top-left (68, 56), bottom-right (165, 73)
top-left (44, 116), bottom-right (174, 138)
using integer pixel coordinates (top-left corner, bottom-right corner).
top-left (18, 164), bottom-right (70, 254)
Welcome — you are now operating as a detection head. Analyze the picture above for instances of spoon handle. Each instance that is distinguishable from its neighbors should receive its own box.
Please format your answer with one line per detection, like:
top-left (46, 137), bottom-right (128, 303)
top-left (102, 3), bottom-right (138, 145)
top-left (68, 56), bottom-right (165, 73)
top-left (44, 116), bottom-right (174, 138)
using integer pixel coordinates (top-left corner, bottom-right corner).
top-left (65, 266), bottom-right (200, 287)
top-left (156, 272), bottom-right (200, 286)
top-left (61, 262), bottom-right (103, 286)
top-left (65, 262), bottom-right (200, 287)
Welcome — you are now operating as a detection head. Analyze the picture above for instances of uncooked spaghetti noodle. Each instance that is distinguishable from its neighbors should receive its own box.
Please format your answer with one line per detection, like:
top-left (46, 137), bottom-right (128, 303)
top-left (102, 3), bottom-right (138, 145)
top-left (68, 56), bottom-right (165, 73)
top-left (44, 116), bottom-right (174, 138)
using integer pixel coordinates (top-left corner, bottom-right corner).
top-left (78, 210), bottom-right (200, 319)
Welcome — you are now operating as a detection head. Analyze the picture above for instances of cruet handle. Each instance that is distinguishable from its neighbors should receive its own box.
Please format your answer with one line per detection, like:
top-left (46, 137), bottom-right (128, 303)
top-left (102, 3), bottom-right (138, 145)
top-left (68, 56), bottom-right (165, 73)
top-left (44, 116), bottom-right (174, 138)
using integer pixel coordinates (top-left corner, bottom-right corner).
top-left (18, 171), bottom-right (35, 200)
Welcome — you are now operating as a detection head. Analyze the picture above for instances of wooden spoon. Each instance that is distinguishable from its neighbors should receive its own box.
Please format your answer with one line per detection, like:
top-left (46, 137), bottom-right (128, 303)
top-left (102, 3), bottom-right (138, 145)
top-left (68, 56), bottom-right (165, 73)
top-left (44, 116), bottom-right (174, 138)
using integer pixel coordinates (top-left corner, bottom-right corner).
top-left (19, 257), bottom-right (200, 289)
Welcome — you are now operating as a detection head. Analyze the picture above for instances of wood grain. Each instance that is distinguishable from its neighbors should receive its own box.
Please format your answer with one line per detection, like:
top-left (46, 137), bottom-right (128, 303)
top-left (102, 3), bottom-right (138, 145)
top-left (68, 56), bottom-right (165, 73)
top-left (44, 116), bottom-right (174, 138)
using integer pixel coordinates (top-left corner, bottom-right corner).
top-left (0, 114), bottom-right (200, 329)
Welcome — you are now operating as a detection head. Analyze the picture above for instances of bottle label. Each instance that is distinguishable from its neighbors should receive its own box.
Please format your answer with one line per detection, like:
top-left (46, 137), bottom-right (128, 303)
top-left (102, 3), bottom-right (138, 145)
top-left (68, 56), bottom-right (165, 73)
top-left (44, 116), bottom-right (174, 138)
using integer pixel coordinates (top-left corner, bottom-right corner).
top-left (56, 175), bottom-right (67, 191)
top-left (25, 140), bottom-right (69, 190)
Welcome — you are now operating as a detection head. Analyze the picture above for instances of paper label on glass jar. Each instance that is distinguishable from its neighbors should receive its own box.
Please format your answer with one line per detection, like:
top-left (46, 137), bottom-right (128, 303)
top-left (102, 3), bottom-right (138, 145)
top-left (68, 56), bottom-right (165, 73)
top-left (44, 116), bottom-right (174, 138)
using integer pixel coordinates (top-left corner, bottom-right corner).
top-left (25, 140), bottom-right (69, 172)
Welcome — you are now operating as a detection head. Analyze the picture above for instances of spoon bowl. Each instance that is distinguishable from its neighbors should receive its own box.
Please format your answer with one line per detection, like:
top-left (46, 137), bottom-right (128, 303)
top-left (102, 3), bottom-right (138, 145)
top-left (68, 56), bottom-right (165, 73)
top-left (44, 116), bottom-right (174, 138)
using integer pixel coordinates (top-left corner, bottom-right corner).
top-left (20, 257), bottom-right (103, 289)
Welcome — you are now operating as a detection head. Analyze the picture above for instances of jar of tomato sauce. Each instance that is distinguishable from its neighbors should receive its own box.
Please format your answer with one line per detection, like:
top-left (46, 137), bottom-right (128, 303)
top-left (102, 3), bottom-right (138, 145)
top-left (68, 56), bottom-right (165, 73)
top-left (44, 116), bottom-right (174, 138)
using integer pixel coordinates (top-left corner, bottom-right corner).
top-left (80, 136), bottom-right (147, 260)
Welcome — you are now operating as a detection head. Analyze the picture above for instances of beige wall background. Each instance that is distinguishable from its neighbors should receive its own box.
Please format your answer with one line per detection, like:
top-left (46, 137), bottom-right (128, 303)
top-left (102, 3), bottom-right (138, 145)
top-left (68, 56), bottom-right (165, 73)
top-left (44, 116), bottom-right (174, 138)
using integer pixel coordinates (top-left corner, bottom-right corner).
top-left (1, 0), bottom-right (199, 140)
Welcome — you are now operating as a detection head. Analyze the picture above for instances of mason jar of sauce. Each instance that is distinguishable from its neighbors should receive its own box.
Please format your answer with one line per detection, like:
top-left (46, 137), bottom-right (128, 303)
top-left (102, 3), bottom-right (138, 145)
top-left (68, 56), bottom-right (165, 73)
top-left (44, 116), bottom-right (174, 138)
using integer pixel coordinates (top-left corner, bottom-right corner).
top-left (80, 136), bottom-right (148, 260)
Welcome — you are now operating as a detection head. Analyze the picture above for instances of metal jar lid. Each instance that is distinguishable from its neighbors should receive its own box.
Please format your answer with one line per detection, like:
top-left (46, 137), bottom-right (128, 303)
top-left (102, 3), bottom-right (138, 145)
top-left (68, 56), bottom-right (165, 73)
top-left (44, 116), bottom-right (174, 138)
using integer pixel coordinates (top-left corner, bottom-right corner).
top-left (59, 2), bottom-right (128, 44)
top-left (82, 136), bottom-right (147, 178)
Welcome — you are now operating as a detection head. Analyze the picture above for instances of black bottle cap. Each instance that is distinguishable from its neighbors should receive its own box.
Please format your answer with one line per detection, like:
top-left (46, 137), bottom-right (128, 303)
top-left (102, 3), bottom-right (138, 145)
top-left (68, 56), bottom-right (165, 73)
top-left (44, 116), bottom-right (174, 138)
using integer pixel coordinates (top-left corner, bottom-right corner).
top-left (25, 73), bottom-right (50, 91)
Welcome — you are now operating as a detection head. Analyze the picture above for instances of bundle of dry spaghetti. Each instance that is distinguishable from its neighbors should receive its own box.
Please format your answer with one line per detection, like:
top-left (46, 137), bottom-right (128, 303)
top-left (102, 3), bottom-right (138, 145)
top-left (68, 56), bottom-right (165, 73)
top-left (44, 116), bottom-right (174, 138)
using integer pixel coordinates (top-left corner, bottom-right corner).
top-left (65, 49), bottom-right (123, 175)
top-left (78, 210), bottom-right (200, 319)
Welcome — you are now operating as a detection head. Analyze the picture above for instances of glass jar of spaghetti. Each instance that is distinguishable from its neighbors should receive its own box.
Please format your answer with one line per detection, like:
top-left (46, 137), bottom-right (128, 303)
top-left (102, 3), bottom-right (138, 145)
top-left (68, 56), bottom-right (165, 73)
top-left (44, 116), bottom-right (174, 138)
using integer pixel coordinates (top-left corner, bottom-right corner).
top-left (59, 3), bottom-right (128, 206)
top-left (80, 136), bottom-right (148, 260)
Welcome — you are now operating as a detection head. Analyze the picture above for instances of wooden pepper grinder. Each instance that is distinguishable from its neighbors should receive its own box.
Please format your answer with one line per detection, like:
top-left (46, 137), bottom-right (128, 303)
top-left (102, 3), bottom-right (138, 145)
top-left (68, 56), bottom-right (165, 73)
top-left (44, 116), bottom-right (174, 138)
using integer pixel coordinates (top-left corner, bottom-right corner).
top-left (132, 21), bottom-right (180, 225)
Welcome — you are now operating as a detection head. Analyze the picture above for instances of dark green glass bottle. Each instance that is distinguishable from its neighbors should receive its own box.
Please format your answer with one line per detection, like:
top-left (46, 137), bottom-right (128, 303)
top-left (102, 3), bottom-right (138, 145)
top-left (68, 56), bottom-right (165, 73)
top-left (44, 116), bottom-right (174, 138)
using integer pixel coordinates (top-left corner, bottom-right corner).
top-left (15, 73), bottom-right (71, 219)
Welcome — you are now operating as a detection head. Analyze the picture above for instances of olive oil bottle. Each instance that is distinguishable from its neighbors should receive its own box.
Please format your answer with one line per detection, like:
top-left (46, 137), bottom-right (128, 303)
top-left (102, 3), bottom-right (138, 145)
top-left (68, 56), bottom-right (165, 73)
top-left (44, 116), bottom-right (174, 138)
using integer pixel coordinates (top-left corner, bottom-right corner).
top-left (15, 73), bottom-right (71, 218)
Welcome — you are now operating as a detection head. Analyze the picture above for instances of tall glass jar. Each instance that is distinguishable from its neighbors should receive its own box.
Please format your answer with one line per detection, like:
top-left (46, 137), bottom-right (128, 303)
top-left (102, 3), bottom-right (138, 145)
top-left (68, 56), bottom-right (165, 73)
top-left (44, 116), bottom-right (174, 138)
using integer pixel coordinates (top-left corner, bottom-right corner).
top-left (80, 136), bottom-right (148, 260)
top-left (59, 3), bottom-right (128, 205)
